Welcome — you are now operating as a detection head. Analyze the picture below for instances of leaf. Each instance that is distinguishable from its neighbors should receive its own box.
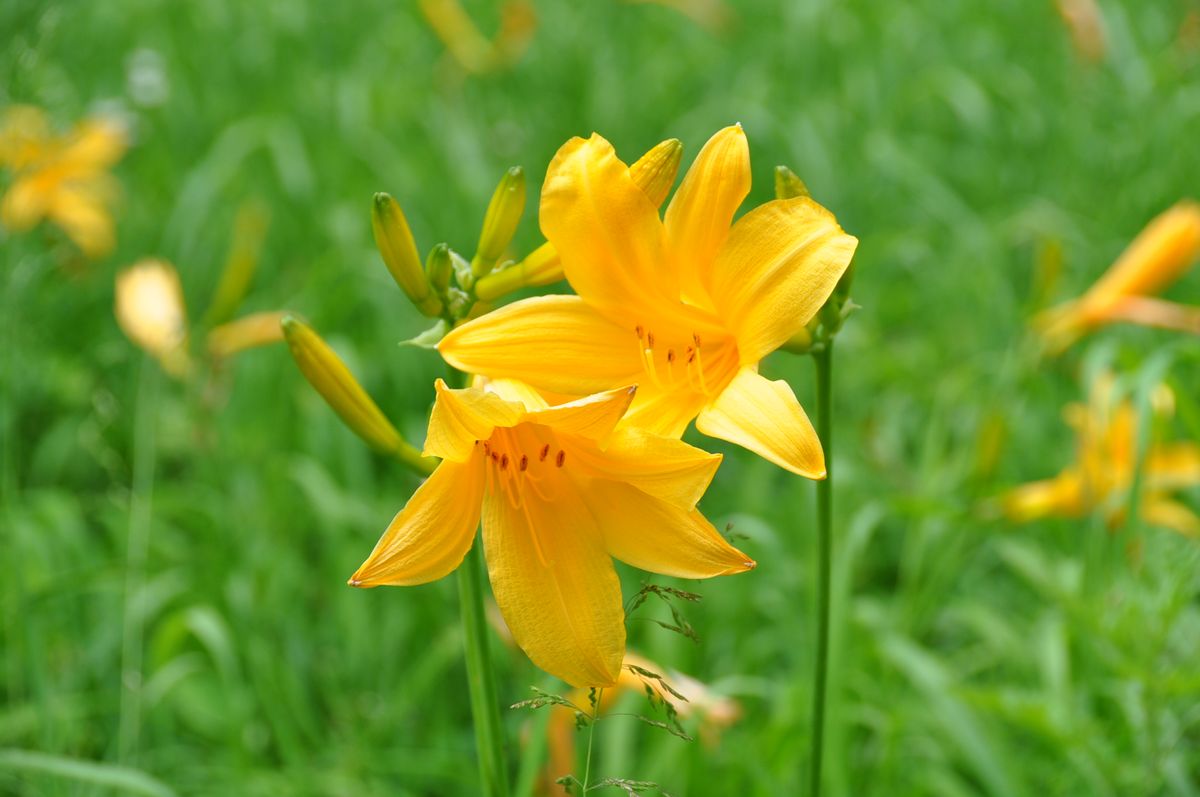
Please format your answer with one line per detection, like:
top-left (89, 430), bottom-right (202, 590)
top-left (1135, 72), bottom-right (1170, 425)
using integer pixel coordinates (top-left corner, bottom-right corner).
top-left (0, 749), bottom-right (178, 797)
top-left (399, 319), bottom-right (449, 349)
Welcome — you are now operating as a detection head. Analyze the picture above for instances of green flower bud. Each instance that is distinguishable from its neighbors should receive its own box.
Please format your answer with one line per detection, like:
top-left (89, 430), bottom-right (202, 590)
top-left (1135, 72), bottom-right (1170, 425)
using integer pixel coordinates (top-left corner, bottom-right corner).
top-left (372, 193), bottom-right (443, 317)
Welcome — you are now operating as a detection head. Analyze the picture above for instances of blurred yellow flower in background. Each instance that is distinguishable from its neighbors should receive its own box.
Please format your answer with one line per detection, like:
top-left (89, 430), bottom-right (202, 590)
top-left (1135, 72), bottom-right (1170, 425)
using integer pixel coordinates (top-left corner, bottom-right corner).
top-left (349, 378), bottom-right (754, 687)
top-left (1003, 373), bottom-right (1200, 537)
top-left (0, 105), bottom-right (127, 258)
top-left (1038, 201), bottom-right (1200, 351)
top-left (115, 204), bottom-right (283, 378)
top-left (420, 0), bottom-right (536, 75)
top-left (441, 126), bottom-right (858, 477)
top-left (115, 260), bottom-right (191, 377)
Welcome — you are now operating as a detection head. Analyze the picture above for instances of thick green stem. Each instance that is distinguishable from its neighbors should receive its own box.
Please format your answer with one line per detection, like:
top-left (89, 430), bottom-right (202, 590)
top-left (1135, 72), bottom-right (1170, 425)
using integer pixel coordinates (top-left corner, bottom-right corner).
top-left (810, 343), bottom-right (834, 796)
top-left (458, 541), bottom-right (510, 797)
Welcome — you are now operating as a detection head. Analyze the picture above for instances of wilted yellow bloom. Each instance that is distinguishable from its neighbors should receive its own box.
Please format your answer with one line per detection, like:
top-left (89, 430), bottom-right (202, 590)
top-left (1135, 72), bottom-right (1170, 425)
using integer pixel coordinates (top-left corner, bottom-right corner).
top-left (538, 652), bottom-right (740, 794)
top-left (1038, 201), bottom-right (1200, 351)
top-left (208, 311), bottom-right (286, 359)
top-left (115, 260), bottom-right (190, 376)
top-left (349, 378), bottom-right (754, 687)
top-left (0, 105), bottom-right (126, 258)
top-left (442, 126), bottom-right (858, 476)
top-left (1003, 374), bottom-right (1200, 537)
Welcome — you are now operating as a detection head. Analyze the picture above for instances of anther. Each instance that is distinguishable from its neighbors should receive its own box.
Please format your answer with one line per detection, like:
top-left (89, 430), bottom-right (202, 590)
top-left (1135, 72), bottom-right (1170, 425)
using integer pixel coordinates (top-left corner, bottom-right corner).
top-left (500, 453), bottom-right (509, 469)
top-left (687, 347), bottom-right (696, 364)
top-left (646, 331), bottom-right (655, 348)
top-left (491, 452), bottom-right (500, 463)
top-left (635, 324), bottom-right (644, 339)
top-left (555, 450), bottom-right (566, 468)
top-left (539, 444), bottom-right (550, 461)
top-left (692, 332), bottom-right (701, 348)
top-left (483, 442), bottom-right (491, 455)
top-left (666, 349), bottom-right (676, 364)
top-left (519, 455), bottom-right (528, 471)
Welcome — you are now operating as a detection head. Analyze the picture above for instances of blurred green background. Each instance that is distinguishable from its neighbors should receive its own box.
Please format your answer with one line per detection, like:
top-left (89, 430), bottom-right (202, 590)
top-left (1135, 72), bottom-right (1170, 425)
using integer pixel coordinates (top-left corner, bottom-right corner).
top-left (3, 0), bottom-right (1200, 794)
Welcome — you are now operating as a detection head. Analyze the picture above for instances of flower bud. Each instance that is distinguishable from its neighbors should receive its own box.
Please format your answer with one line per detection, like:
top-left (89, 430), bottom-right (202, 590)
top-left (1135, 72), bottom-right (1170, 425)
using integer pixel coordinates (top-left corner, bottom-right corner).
top-left (203, 200), bottom-right (270, 326)
top-left (774, 165), bottom-right (810, 200)
top-left (629, 138), bottom-right (682, 208)
top-left (425, 242), bottom-right (453, 296)
top-left (208, 310), bottom-right (286, 359)
top-left (280, 315), bottom-right (434, 473)
top-left (474, 241), bottom-right (563, 301)
top-left (472, 166), bottom-right (526, 277)
top-left (372, 193), bottom-right (443, 318)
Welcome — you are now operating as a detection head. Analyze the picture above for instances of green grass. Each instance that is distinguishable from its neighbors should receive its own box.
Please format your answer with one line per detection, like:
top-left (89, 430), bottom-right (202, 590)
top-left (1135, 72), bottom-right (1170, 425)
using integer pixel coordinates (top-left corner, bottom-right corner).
top-left (3, 0), bottom-right (1200, 794)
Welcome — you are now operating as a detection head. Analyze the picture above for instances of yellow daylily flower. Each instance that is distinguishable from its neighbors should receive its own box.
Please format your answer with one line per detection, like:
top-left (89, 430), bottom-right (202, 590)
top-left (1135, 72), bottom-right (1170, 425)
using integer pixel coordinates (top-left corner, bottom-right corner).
top-left (0, 105), bottom-right (126, 258)
top-left (1038, 201), bottom-right (1200, 351)
top-left (349, 378), bottom-right (755, 687)
top-left (440, 126), bottom-right (859, 477)
top-left (1003, 374), bottom-right (1200, 537)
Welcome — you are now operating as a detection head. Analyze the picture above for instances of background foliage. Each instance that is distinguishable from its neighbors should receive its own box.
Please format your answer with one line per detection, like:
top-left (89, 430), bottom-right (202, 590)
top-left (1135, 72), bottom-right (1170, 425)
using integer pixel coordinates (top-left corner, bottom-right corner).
top-left (3, 0), bottom-right (1200, 794)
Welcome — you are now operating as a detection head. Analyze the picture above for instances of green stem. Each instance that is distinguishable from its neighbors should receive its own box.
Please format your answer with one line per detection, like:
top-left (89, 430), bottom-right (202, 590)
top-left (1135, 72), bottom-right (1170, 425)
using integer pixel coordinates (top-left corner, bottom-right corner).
top-left (458, 541), bottom-right (510, 797)
top-left (581, 688), bottom-right (602, 792)
top-left (810, 342), bottom-right (834, 796)
top-left (118, 357), bottom-right (160, 763)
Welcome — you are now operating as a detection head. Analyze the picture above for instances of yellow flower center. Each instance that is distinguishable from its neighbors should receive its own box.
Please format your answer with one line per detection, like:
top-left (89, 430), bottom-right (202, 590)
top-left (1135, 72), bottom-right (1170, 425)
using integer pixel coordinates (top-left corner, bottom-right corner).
top-left (630, 321), bottom-right (739, 399)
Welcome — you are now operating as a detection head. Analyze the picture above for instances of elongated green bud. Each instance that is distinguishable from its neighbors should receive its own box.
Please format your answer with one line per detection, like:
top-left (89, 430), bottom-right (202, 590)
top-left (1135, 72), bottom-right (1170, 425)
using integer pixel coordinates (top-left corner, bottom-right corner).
top-left (774, 165), bottom-right (811, 200)
top-left (372, 193), bottom-right (443, 318)
top-left (203, 200), bottom-right (269, 327)
top-left (630, 138), bottom-right (683, 208)
top-left (471, 166), bottom-right (526, 277)
top-left (425, 243), bottom-right (453, 296)
top-left (280, 315), bottom-right (435, 474)
top-left (474, 241), bottom-right (563, 301)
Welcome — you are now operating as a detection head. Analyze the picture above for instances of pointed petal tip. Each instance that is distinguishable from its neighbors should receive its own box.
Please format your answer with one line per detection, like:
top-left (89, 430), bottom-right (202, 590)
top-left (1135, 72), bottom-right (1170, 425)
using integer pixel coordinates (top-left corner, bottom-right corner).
top-left (347, 576), bottom-right (364, 587)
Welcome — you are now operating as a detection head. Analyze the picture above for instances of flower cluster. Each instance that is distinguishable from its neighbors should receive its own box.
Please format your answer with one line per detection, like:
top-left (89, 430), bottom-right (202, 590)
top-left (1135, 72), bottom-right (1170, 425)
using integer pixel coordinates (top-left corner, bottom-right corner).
top-left (283, 126), bottom-right (858, 687)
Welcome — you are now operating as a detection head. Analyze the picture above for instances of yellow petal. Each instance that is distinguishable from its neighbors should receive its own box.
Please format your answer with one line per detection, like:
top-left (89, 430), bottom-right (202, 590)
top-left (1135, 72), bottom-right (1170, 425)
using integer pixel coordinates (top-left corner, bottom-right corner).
top-left (481, 479), bottom-right (624, 687)
top-left (621, 382), bottom-right (712, 438)
top-left (439, 295), bottom-right (640, 395)
top-left (1001, 472), bottom-right (1085, 521)
top-left (59, 118), bottom-right (127, 173)
top-left (1079, 200), bottom-right (1200, 314)
top-left (349, 457), bottom-right (484, 586)
top-left (484, 377), bottom-right (551, 410)
top-left (49, 186), bottom-right (115, 258)
top-left (540, 133), bottom-right (677, 321)
top-left (1141, 498), bottom-right (1200, 537)
top-left (526, 386), bottom-right (636, 443)
top-left (0, 176), bottom-right (49, 231)
top-left (664, 124), bottom-right (749, 301)
top-left (1146, 443), bottom-right (1200, 491)
top-left (585, 479), bottom-right (753, 578)
top-left (572, 425), bottom-right (721, 509)
top-left (695, 367), bottom-right (825, 478)
top-left (710, 197), bottom-right (858, 364)
top-left (425, 379), bottom-right (526, 462)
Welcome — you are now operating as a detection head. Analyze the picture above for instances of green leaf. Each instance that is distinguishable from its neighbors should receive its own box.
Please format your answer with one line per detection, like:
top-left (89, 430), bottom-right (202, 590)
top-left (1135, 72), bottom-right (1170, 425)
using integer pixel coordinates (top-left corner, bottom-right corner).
top-left (399, 319), bottom-right (449, 350)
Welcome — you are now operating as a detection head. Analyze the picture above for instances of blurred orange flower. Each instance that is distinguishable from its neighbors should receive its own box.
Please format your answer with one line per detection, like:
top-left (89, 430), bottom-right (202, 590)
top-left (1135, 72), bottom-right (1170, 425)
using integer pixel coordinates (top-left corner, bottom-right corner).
top-left (1003, 374), bottom-right (1200, 537)
top-left (537, 652), bottom-right (741, 794)
top-left (0, 105), bottom-right (127, 258)
top-left (1038, 201), bottom-right (1200, 351)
